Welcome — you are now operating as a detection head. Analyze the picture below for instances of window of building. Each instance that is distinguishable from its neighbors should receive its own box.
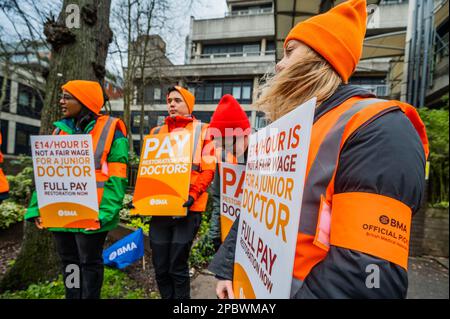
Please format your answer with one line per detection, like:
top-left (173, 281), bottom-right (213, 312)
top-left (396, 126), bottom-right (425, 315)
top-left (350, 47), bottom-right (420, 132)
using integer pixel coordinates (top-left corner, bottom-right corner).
top-left (204, 84), bottom-right (214, 101)
top-left (191, 111), bottom-right (214, 124)
top-left (156, 115), bottom-right (166, 126)
top-left (255, 111), bottom-right (268, 130)
top-left (266, 41), bottom-right (276, 54)
top-left (15, 123), bottom-right (39, 155)
top-left (189, 80), bottom-right (253, 104)
top-left (214, 86), bottom-right (222, 100)
top-left (17, 84), bottom-right (43, 119)
top-left (380, 0), bottom-right (407, 4)
top-left (110, 111), bottom-right (124, 119)
top-left (18, 90), bottom-right (31, 108)
top-left (0, 77), bottom-right (11, 113)
top-left (242, 85), bottom-right (252, 100)
top-left (231, 2), bottom-right (273, 15)
top-left (203, 42), bottom-right (261, 56)
top-left (133, 114), bottom-right (149, 127)
top-left (1, 120), bottom-right (8, 154)
top-left (131, 112), bottom-right (151, 134)
top-left (232, 85), bottom-right (241, 99)
top-left (349, 76), bottom-right (388, 97)
top-left (154, 87), bottom-right (161, 101)
top-left (243, 44), bottom-right (260, 56)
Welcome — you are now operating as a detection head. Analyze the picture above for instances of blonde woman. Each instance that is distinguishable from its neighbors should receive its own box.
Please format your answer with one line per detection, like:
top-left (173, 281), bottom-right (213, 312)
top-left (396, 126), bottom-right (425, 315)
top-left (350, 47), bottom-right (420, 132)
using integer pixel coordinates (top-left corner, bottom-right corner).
top-left (209, 0), bottom-right (429, 299)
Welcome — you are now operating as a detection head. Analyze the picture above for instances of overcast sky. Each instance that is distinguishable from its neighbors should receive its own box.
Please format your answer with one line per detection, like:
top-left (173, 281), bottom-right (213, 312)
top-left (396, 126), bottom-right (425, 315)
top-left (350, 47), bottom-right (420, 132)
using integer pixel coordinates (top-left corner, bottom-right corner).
top-left (0, 0), bottom-right (228, 77)
top-left (147, 0), bottom-right (228, 65)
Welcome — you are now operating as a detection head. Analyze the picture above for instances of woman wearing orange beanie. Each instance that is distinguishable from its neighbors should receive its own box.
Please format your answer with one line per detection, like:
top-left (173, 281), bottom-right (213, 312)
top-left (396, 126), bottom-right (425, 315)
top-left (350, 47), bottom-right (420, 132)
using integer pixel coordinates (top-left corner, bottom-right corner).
top-left (25, 80), bottom-right (129, 299)
top-left (211, 0), bottom-right (429, 299)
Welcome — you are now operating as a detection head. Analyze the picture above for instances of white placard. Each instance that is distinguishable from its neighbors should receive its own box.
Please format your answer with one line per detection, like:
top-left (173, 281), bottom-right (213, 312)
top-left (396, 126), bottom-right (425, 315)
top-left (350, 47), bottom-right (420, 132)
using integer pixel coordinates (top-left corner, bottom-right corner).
top-left (31, 135), bottom-right (99, 228)
top-left (233, 98), bottom-right (316, 298)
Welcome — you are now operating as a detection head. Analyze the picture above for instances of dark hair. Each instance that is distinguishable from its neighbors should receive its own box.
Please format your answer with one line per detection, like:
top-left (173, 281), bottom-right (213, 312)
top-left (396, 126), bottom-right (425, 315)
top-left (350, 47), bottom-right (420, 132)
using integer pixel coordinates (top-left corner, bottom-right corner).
top-left (75, 106), bottom-right (98, 133)
top-left (167, 86), bottom-right (179, 95)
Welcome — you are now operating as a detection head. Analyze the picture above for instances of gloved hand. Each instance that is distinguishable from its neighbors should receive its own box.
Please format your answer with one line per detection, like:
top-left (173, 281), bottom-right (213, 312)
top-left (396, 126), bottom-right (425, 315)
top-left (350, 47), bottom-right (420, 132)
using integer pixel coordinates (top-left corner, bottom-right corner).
top-left (182, 195), bottom-right (195, 208)
top-left (127, 201), bottom-right (136, 209)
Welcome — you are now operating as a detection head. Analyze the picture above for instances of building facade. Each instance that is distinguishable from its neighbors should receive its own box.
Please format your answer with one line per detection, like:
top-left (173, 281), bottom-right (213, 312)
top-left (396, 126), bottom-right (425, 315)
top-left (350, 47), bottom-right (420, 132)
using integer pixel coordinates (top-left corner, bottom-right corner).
top-left (117, 0), bottom-right (416, 153)
top-left (0, 66), bottom-right (44, 156)
top-left (0, 67), bottom-right (123, 156)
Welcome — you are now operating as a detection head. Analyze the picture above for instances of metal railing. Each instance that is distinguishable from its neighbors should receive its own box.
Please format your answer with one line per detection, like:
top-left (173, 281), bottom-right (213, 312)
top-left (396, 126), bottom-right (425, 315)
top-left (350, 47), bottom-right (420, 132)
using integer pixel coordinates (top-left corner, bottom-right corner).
top-left (225, 8), bottom-right (273, 17)
top-left (359, 84), bottom-right (390, 97)
top-left (196, 50), bottom-right (275, 59)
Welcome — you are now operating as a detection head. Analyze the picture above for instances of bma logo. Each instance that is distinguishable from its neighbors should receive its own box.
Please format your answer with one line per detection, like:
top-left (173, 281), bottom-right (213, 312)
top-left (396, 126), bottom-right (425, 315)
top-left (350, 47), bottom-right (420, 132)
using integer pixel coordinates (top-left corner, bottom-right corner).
top-left (379, 215), bottom-right (390, 225)
top-left (109, 242), bottom-right (138, 261)
top-left (379, 214), bottom-right (407, 232)
top-left (150, 199), bottom-right (168, 206)
top-left (58, 210), bottom-right (77, 217)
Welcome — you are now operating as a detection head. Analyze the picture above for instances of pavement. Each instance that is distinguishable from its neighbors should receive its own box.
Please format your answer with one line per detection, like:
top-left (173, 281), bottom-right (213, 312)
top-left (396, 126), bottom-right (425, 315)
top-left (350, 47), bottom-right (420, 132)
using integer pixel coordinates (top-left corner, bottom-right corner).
top-left (190, 256), bottom-right (449, 299)
top-left (407, 256), bottom-right (449, 299)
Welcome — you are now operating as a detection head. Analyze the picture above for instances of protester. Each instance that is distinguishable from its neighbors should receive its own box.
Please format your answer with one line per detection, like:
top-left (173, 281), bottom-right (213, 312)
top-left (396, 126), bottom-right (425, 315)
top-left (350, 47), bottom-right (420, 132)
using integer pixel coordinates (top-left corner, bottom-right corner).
top-left (25, 80), bottom-right (129, 299)
top-left (148, 86), bottom-right (215, 299)
top-left (207, 94), bottom-right (251, 251)
top-left (210, 0), bottom-right (429, 299)
top-left (0, 132), bottom-right (9, 203)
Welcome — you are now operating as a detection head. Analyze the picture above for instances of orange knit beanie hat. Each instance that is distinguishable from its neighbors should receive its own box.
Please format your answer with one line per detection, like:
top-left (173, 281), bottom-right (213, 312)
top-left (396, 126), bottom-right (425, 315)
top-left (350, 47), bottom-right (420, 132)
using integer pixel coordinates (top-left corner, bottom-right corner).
top-left (61, 80), bottom-right (104, 114)
top-left (284, 0), bottom-right (367, 83)
top-left (168, 86), bottom-right (195, 114)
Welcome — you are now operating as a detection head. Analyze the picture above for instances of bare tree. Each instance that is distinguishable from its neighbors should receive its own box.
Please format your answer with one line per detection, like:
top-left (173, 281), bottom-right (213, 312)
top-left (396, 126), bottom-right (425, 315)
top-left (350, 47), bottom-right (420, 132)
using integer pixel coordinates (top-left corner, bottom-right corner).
top-left (0, 0), bottom-right (113, 292)
top-left (110, 0), bottom-right (198, 153)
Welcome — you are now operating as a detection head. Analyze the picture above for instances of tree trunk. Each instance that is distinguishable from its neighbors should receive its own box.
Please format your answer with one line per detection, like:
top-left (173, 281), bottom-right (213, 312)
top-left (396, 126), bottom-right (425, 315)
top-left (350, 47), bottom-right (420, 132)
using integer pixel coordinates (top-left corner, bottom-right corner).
top-left (0, 0), bottom-right (112, 292)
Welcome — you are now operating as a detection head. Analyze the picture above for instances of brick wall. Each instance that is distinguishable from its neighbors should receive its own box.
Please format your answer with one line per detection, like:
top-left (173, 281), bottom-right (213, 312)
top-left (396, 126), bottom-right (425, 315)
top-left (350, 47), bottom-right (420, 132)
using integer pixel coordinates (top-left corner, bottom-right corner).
top-left (422, 208), bottom-right (449, 257)
top-left (410, 207), bottom-right (426, 256)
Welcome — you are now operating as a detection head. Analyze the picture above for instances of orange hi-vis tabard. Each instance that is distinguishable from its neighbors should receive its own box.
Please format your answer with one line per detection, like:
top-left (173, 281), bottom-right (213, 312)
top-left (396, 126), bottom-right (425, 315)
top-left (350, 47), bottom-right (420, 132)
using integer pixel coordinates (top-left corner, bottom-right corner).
top-left (53, 115), bottom-right (127, 204)
top-left (291, 97), bottom-right (429, 295)
top-left (151, 120), bottom-right (215, 212)
top-left (0, 133), bottom-right (9, 193)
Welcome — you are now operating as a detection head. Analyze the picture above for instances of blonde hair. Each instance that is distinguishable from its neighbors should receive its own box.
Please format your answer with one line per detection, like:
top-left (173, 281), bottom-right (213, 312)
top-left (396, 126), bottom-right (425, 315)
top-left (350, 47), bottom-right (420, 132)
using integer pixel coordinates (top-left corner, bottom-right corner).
top-left (254, 46), bottom-right (342, 122)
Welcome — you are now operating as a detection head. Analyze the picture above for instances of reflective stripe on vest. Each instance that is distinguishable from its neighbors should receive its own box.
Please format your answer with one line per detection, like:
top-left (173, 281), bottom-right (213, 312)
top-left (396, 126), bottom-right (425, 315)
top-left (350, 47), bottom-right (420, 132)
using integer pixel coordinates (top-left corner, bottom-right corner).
top-left (152, 121), bottom-right (204, 172)
top-left (94, 116), bottom-right (115, 169)
top-left (53, 116), bottom-right (125, 204)
top-left (299, 99), bottom-right (386, 236)
top-left (290, 98), bottom-right (427, 297)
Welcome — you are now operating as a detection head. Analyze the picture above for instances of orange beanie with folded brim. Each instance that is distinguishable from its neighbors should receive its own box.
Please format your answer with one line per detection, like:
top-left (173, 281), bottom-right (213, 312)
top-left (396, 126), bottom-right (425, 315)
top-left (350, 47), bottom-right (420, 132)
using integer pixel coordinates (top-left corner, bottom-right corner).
top-left (61, 80), bottom-right (104, 115)
top-left (284, 0), bottom-right (367, 83)
top-left (170, 86), bottom-right (195, 114)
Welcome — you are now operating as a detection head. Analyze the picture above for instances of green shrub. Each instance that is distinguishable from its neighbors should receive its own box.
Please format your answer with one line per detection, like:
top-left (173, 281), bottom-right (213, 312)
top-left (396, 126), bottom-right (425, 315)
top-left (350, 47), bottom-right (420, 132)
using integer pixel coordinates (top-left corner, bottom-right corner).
top-left (430, 201), bottom-right (449, 209)
top-left (119, 194), bottom-right (134, 221)
top-left (119, 194), bottom-right (151, 234)
top-left (189, 195), bottom-right (216, 269)
top-left (126, 218), bottom-right (150, 235)
top-left (128, 151), bottom-right (140, 166)
top-left (0, 200), bottom-right (26, 229)
top-left (6, 159), bottom-right (34, 206)
top-left (418, 105), bottom-right (449, 205)
top-left (0, 268), bottom-right (147, 299)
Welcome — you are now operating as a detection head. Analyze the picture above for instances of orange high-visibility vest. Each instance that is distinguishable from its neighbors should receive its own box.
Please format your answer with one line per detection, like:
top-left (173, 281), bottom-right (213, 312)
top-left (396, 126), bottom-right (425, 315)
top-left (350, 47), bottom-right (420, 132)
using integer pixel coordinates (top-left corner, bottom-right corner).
top-left (0, 133), bottom-right (9, 193)
top-left (53, 115), bottom-right (127, 204)
top-left (151, 120), bottom-right (215, 212)
top-left (291, 98), bottom-right (429, 296)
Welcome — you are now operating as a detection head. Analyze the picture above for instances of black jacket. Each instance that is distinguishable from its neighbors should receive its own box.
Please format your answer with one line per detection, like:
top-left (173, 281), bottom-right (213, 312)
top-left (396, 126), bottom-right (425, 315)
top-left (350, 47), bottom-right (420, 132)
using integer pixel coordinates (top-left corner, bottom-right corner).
top-left (207, 85), bottom-right (426, 299)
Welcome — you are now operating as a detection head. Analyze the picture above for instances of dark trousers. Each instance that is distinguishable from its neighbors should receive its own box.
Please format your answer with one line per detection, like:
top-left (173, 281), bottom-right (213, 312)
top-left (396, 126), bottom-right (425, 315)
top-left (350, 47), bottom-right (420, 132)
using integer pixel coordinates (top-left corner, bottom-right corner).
top-left (52, 231), bottom-right (108, 299)
top-left (149, 213), bottom-right (202, 299)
